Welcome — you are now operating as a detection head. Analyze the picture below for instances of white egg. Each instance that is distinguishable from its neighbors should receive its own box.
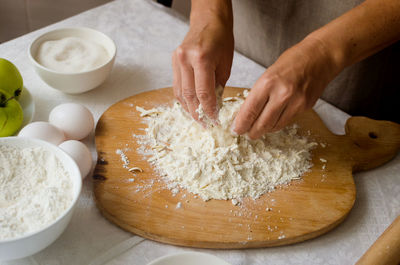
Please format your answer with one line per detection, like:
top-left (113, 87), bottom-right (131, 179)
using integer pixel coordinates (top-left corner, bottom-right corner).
top-left (59, 140), bottom-right (92, 179)
top-left (18, 121), bottom-right (65, 145)
top-left (49, 103), bottom-right (94, 140)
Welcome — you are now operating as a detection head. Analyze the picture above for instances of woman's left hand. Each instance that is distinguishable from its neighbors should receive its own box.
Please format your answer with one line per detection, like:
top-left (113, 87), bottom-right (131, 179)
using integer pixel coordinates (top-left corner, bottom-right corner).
top-left (232, 37), bottom-right (342, 139)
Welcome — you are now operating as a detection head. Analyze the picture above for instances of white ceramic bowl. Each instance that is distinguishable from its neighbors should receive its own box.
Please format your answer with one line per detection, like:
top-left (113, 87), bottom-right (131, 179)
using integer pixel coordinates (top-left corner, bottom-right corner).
top-left (28, 27), bottom-right (116, 94)
top-left (0, 137), bottom-right (82, 261)
top-left (147, 252), bottom-right (232, 265)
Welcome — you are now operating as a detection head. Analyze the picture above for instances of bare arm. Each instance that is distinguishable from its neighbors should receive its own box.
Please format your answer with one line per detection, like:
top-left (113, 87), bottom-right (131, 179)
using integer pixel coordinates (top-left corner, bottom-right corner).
top-left (233, 0), bottom-right (400, 139)
top-left (311, 0), bottom-right (400, 68)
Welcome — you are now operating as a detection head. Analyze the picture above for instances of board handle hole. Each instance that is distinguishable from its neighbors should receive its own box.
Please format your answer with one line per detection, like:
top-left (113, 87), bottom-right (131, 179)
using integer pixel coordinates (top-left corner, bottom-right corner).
top-left (369, 132), bottom-right (378, 139)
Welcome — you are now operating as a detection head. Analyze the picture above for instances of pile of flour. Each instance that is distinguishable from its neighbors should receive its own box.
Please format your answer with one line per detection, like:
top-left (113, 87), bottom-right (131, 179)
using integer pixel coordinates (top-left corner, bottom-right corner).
top-left (0, 145), bottom-right (73, 240)
top-left (136, 90), bottom-right (317, 201)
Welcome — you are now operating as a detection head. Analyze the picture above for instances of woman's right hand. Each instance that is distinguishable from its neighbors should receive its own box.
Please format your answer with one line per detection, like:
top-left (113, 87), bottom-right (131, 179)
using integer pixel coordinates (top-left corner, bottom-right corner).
top-left (172, 0), bottom-right (234, 122)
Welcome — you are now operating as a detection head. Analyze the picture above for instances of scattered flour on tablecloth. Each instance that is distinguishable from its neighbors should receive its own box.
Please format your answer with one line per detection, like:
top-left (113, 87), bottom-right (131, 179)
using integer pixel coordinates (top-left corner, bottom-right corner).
top-left (134, 90), bottom-right (317, 201)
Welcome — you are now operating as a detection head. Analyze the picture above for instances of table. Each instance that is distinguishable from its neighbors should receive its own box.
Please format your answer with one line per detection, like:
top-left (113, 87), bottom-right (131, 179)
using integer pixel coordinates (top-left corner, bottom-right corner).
top-left (1, 0), bottom-right (399, 264)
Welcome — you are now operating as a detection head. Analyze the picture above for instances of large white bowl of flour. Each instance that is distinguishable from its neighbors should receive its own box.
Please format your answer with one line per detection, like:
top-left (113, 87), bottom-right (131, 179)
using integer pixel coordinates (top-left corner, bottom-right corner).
top-left (0, 137), bottom-right (82, 261)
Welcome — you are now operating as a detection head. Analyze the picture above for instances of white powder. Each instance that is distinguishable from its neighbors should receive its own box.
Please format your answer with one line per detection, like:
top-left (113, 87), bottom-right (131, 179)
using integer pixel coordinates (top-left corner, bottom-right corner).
top-left (136, 91), bottom-right (317, 201)
top-left (116, 148), bottom-right (130, 168)
top-left (195, 85), bottom-right (224, 126)
top-left (36, 36), bottom-right (109, 73)
top-left (231, 199), bottom-right (240, 206)
top-left (0, 145), bottom-right (73, 240)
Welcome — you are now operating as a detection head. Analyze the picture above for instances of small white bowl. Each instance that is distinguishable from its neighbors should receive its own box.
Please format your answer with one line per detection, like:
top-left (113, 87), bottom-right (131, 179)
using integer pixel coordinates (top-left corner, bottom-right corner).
top-left (0, 137), bottom-right (82, 261)
top-left (147, 252), bottom-right (232, 265)
top-left (28, 27), bottom-right (116, 94)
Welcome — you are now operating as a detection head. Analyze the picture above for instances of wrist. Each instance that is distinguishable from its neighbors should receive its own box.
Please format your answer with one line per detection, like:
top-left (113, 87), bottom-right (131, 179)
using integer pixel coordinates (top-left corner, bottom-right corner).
top-left (301, 34), bottom-right (346, 76)
top-left (190, 0), bottom-right (233, 30)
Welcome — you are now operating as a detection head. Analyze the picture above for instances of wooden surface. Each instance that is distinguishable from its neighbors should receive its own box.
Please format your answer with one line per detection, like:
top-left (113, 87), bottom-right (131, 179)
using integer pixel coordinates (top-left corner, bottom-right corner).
top-left (356, 215), bottom-right (400, 265)
top-left (93, 87), bottom-right (400, 249)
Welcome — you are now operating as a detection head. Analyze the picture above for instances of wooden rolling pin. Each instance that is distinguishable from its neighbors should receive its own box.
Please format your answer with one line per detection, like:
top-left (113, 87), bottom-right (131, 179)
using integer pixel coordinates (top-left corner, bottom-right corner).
top-left (356, 215), bottom-right (400, 265)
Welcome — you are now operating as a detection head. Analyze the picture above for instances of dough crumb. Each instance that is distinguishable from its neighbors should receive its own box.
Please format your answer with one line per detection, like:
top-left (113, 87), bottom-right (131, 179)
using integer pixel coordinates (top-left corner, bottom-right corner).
top-left (232, 199), bottom-right (240, 206)
top-left (136, 91), bottom-right (317, 201)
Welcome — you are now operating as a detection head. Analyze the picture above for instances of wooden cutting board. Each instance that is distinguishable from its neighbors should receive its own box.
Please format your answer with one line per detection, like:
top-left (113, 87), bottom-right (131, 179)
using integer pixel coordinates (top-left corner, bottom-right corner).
top-left (93, 87), bottom-right (400, 249)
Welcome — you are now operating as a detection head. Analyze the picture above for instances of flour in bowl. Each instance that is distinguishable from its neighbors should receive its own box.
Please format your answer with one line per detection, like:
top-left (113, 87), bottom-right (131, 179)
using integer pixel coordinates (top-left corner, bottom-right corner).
top-left (136, 90), bottom-right (317, 201)
top-left (0, 145), bottom-right (73, 240)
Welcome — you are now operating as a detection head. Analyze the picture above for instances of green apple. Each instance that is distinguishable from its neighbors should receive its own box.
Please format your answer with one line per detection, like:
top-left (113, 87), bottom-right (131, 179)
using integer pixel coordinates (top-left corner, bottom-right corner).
top-left (0, 58), bottom-right (23, 98)
top-left (0, 92), bottom-right (23, 137)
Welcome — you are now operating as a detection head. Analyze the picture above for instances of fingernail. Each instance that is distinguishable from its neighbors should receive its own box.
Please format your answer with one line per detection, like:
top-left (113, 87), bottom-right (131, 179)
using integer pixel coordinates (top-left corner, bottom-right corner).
top-left (213, 105), bottom-right (220, 118)
top-left (230, 122), bottom-right (238, 136)
top-left (213, 115), bottom-right (220, 126)
top-left (212, 119), bottom-right (220, 126)
top-left (197, 119), bottom-right (207, 129)
top-left (207, 106), bottom-right (219, 126)
top-left (244, 133), bottom-right (253, 141)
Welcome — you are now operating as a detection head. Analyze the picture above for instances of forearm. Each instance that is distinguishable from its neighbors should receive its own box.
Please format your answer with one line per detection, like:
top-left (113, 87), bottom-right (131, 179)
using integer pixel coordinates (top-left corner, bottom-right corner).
top-left (190, 0), bottom-right (233, 29)
top-left (305, 0), bottom-right (400, 71)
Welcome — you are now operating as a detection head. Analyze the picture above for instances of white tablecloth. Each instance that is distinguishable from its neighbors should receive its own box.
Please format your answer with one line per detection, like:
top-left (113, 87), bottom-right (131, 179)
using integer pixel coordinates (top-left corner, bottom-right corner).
top-left (1, 1), bottom-right (399, 264)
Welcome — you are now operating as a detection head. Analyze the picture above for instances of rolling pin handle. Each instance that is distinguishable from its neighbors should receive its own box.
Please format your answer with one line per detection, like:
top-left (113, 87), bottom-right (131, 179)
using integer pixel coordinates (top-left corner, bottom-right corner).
top-left (356, 215), bottom-right (400, 265)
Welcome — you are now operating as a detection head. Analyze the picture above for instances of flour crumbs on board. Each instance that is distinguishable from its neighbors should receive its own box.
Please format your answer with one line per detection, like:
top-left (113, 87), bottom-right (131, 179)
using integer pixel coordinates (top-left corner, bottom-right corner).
top-left (127, 90), bottom-right (322, 205)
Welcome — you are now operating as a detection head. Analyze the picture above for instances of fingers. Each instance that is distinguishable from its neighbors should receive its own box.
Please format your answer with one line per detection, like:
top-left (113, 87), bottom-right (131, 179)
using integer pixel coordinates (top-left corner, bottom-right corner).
top-left (216, 61), bottom-right (231, 88)
top-left (194, 64), bottom-right (217, 120)
top-left (232, 78), bottom-right (271, 135)
top-left (174, 47), bottom-right (218, 123)
top-left (248, 88), bottom-right (312, 139)
top-left (233, 74), bottom-right (301, 139)
top-left (270, 96), bottom-right (306, 132)
top-left (238, 83), bottom-right (307, 139)
top-left (172, 52), bottom-right (188, 112)
top-left (173, 40), bottom-right (232, 123)
top-left (247, 98), bottom-right (287, 139)
top-left (180, 61), bottom-right (200, 120)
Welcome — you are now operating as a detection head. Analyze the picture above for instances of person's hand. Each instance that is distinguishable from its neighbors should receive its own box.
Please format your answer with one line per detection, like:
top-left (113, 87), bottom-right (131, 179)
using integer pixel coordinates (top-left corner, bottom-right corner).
top-left (232, 38), bottom-right (342, 139)
top-left (172, 16), bottom-right (234, 122)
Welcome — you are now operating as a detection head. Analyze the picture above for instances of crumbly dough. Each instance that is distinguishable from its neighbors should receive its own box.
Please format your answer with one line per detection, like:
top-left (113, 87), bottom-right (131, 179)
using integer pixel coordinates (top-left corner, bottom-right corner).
top-left (136, 90), bottom-right (316, 201)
